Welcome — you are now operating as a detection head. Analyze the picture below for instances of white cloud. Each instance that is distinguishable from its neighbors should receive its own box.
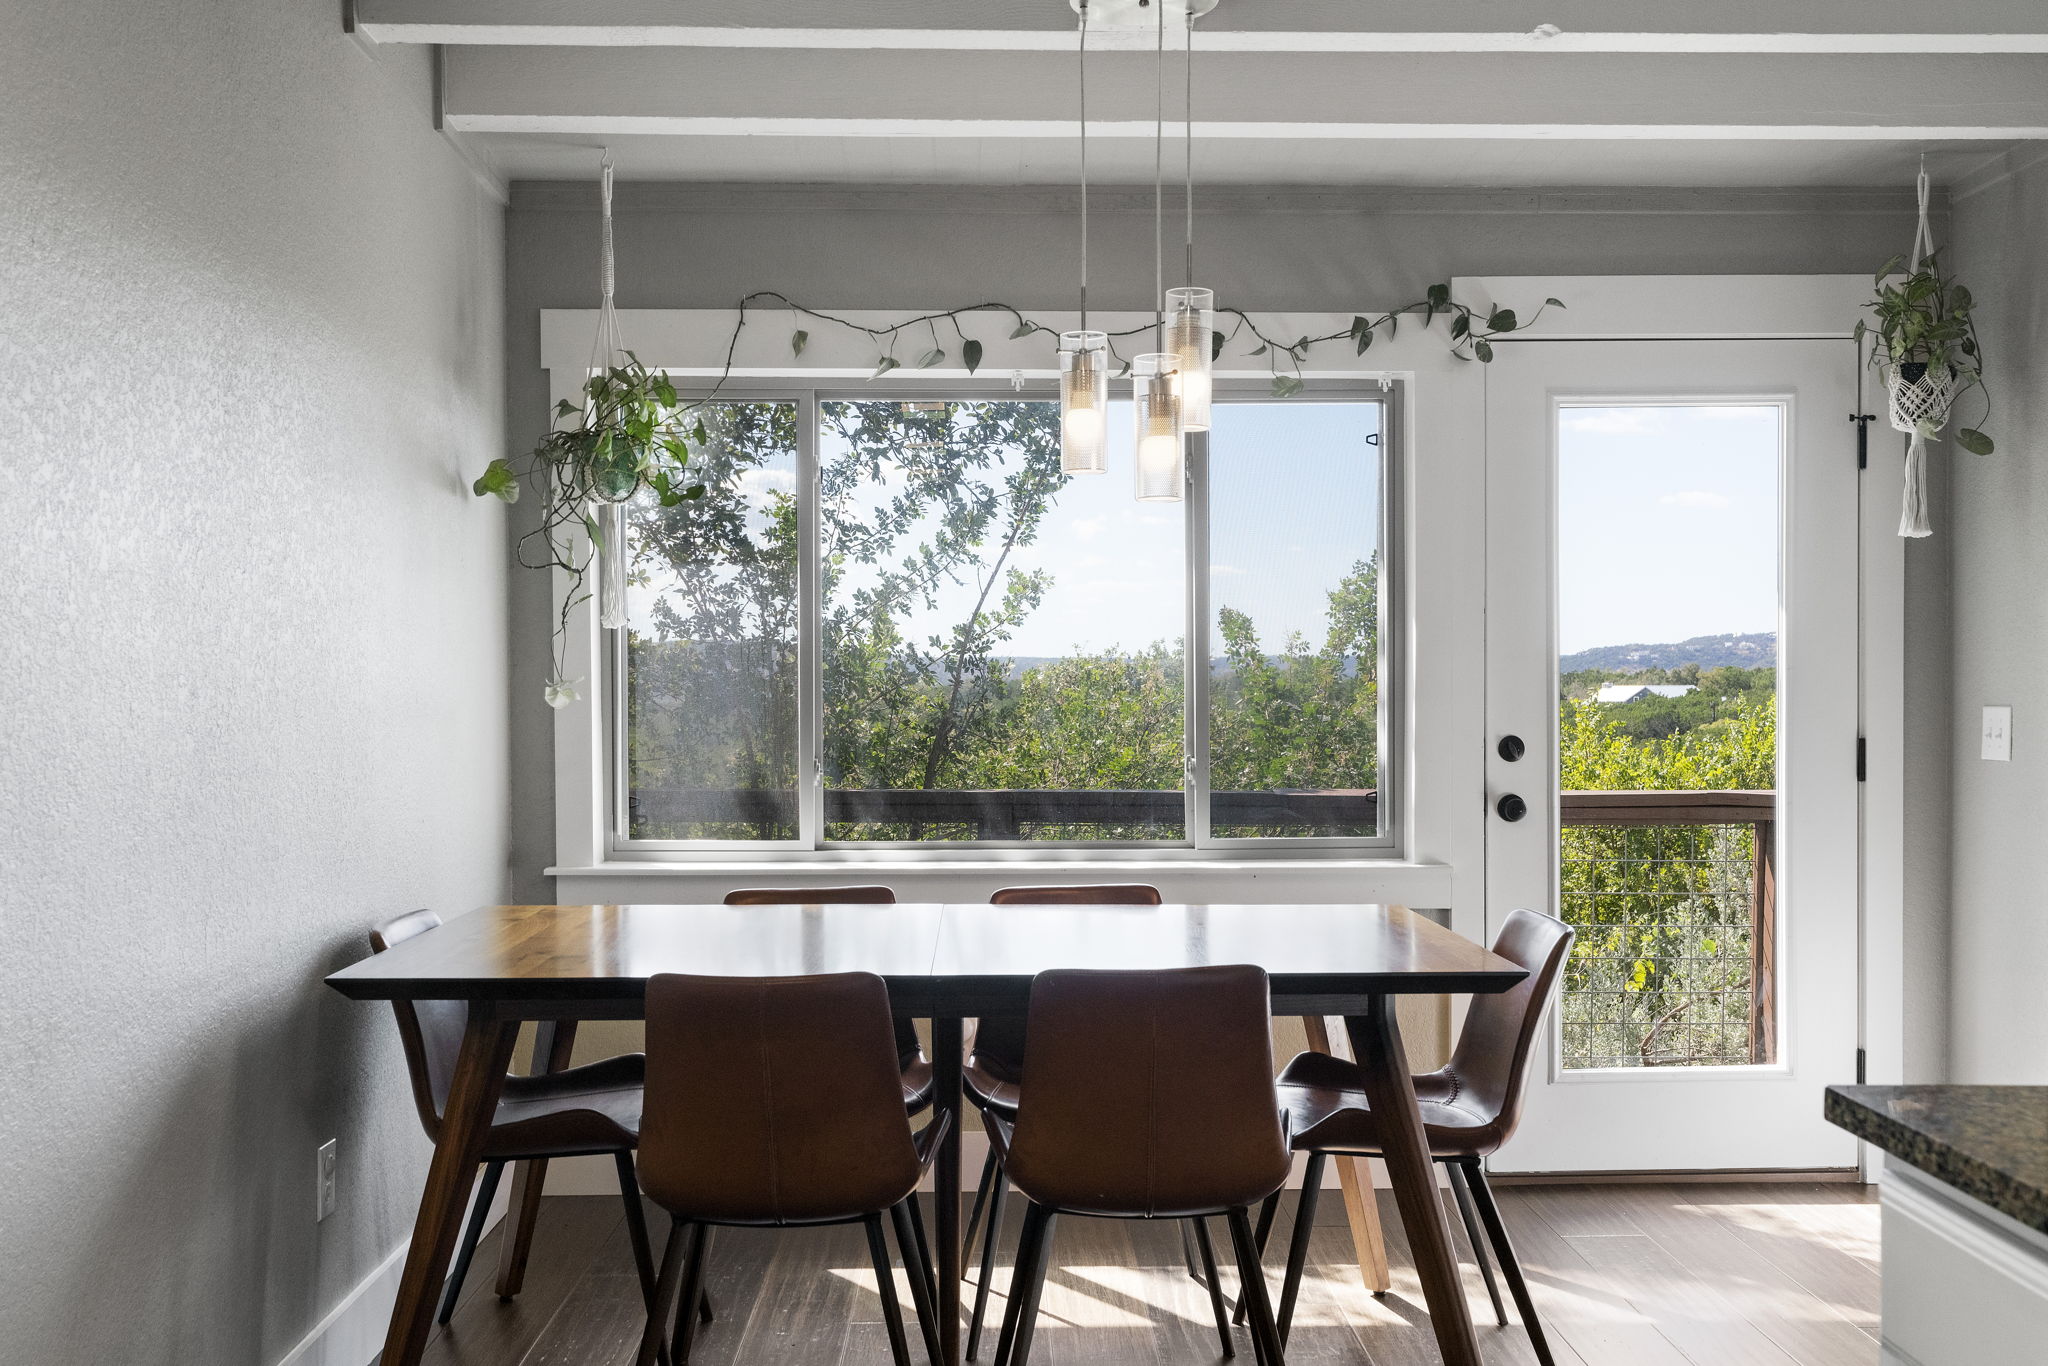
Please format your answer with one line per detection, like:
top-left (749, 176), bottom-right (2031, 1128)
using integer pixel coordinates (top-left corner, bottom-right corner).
top-left (1072, 515), bottom-right (1107, 541)
top-left (737, 468), bottom-right (796, 496)
top-left (1560, 408), bottom-right (1660, 435)
top-left (1659, 490), bottom-right (1731, 510)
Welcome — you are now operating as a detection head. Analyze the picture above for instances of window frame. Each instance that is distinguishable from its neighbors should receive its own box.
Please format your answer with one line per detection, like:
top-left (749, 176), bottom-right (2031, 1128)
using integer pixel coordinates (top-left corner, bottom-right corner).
top-left (603, 376), bottom-right (1402, 861)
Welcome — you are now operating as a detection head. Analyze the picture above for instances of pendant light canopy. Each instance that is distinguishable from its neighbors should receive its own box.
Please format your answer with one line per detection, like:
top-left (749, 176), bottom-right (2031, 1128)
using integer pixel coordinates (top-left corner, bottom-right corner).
top-left (1132, 352), bottom-right (1186, 502)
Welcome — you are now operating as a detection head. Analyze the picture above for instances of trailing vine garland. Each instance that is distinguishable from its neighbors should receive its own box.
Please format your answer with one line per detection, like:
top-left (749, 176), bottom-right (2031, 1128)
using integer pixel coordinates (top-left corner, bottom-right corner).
top-left (476, 285), bottom-right (1564, 702)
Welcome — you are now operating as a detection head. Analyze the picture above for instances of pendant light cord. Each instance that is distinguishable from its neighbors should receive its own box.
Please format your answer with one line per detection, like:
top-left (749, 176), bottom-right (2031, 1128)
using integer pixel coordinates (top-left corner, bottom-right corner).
top-left (1184, 9), bottom-right (1195, 287)
top-left (1078, 1), bottom-right (1090, 331)
top-left (1154, 0), bottom-right (1165, 350)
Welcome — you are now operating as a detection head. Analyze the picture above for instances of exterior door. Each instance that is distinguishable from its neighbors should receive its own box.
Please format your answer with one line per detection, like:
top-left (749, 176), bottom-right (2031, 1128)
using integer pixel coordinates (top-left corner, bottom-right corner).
top-left (1484, 338), bottom-right (1862, 1173)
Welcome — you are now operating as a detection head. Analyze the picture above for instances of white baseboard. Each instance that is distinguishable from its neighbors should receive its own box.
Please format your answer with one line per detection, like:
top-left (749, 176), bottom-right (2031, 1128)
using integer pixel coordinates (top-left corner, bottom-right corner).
top-left (275, 1174), bottom-right (511, 1366)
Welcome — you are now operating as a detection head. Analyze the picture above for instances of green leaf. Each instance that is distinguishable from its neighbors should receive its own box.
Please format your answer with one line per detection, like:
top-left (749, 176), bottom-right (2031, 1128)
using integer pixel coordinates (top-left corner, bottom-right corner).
top-left (1211, 329), bottom-right (1226, 362)
top-left (686, 484), bottom-right (706, 499)
top-left (1009, 321), bottom-right (1036, 339)
top-left (654, 376), bottom-right (678, 407)
top-left (1270, 374), bottom-right (1305, 398)
top-left (871, 356), bottom-right (901, 380)
top-left (1248, 343), bottom-right (1268, 357)
top-left (1486, 308), bottom-right (1517, 333)
top-left (1473, 339), bottom-right (1496, 363)
top-left (1874, 254), bottom-right (1904, 283)
top-left (1951, 285), bottom-right (1974, 312)
top-left (915, 347), bottom-right (945, 369)
top-left (692, 421), bottom-right (708, 445)
top-left (791, 329), bottom-right (809, 356)
top-left (1426, 283), bottom-right (1450, 315)
top-left (554, 398), bottom-right (578, 418)
top-left (471, 458), bottom-right (521, 503)
top-left (1355, 327), bottom-right (1374, 356)
top-left (582, 512), bottom-right (603, 549)
top-left (962, 338), bottom-right (984, 374)
top-left (1349, 315), bottom-right (1368, 339)
top-left (1450, 314), bottom-right (1470, 340)
top-left (1546, 297), bottom-right (1566, 308)
top-left (1957, 427), bottom-right (1994, 455)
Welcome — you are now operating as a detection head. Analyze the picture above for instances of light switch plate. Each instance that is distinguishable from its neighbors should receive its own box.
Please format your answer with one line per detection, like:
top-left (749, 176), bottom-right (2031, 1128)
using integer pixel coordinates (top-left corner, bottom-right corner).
top-left (317, 1139), bottom-right (338, 1221)
top-left (1982, 706), bottom-right (2012, 762)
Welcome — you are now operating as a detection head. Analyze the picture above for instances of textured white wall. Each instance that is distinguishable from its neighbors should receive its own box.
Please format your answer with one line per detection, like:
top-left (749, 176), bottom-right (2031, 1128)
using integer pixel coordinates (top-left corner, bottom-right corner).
top-left (1945, 148), bottom-right (2048, 1082)
top-left (0, 3), bottom-right (508, 1363)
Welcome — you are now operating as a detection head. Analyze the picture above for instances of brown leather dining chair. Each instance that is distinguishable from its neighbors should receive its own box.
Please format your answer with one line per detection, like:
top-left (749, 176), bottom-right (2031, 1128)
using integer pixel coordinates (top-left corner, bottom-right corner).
top-left (988, 965), bottom-right (1293, 1366)
top-left (631, 972), bottom-right (949, 1366)
top-left (1260, 908), bottom-right (1575, 1366)
top-left (369, 911), bottom-right (680, 1346)
top-left (958, 885), bottom-right (1246, 1359)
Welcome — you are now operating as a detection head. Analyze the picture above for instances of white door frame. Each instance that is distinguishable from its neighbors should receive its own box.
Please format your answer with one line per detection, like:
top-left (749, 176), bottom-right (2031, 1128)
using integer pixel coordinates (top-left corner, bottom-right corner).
top-left (1464, 275), bottom-right (1904, 1181)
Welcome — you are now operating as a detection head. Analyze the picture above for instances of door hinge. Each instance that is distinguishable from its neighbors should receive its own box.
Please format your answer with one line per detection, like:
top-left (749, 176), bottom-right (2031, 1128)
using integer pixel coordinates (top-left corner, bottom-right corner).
top-left (1856, 1047), bottom-right (1867, 1085)
top-left (1856, 736), bottom-right (1867, 782)
top-left (1851, 413), bottom-right (1875, 470)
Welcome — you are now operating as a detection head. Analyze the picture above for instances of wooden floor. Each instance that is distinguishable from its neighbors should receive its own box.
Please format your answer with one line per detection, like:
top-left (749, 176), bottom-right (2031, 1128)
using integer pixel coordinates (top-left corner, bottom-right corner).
top-left (419, 1182), bottom-right (1880, 1366)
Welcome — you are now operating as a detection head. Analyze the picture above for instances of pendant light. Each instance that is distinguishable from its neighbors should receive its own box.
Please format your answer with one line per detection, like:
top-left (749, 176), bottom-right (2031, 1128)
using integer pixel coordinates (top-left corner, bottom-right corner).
top-left (1165, 6), bottom-right (1214, 431)
top-left (1133, 0), bottom-right (1185, 502)
top-left (1058, 2), bottom-right (1109, 475)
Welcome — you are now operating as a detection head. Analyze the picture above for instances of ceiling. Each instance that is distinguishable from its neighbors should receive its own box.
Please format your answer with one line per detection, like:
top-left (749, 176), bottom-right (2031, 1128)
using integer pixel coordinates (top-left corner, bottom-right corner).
top-left (348, 0), bottom-right (2048, 189)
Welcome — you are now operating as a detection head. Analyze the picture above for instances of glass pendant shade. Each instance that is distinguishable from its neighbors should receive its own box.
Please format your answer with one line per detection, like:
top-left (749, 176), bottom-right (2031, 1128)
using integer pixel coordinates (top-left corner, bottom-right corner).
top-left (1058, 331), bottom-right (1110, 474)
top-left (1132, 352), bottom-right (1186, 502)
top-left (1165, 286), bottom-right (1215, 432)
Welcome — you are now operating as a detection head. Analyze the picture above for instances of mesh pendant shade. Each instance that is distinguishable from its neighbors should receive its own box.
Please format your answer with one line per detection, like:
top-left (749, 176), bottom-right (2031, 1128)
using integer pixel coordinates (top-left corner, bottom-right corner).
top-left (1059, 331), bottom-right (1110, 474)
top-left (1132, 352), bottom-right (1185, 502)
top-left (1165, 287), bottom-right (1214, 432)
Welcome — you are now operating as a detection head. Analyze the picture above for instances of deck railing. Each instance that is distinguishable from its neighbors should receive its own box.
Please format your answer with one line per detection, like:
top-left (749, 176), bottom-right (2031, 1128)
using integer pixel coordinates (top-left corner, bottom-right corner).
top-left (1559, 790), bottom-right (1776, 1068)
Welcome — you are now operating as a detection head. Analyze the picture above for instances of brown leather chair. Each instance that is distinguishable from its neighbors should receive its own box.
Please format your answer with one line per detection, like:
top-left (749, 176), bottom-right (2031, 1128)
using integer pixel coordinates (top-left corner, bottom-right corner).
top-left (1264, 908), bottom-right (1575, 1366)
top-left (961, 885), bottom-right (1220, 1358)
top-left (987, 965), bottom-right (1292, 1366)
top-left (370, 911), bottom-right (675, 1342)
top-left (631, 972), bottom-right (948, 1366)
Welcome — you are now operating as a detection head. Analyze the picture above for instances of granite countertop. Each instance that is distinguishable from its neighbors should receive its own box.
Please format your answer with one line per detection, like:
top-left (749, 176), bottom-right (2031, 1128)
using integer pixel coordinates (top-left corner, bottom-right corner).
top-left (1827, 1084), bottom-right (2048, 1233)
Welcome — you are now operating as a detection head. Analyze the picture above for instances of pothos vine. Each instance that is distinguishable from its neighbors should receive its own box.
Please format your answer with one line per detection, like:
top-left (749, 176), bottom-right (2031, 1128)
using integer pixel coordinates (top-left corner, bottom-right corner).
top-left (475, 285), bottom-right (1564, 704)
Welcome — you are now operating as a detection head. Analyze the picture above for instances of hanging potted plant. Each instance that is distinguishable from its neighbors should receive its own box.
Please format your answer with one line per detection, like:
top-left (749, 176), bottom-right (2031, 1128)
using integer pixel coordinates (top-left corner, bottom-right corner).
top-left (1856, 166), bottom-right (1994, 537)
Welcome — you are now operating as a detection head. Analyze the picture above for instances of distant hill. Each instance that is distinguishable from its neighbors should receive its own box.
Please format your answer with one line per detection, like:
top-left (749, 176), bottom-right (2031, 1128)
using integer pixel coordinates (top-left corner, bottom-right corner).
top-left (1561, 632), bottom-right (1777, 674)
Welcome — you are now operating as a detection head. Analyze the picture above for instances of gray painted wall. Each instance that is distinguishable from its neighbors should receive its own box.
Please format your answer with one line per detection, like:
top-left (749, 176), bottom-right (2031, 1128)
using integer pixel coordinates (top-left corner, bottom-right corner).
top-left (1, 3), bottom-right (508, 1362)
top-left (1944, 149), bottom-right (2048, 1082)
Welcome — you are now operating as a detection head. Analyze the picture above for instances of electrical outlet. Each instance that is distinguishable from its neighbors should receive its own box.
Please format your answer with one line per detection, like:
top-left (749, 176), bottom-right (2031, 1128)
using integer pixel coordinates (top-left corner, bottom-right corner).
top-left (316, 1139), bottom-right (338, 1221)
top-left (1982, 706), bottom-right (2013, 762)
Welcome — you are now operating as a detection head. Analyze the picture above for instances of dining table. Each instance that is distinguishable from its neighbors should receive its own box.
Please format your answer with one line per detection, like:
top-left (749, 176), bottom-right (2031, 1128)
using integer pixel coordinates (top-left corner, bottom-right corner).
top-left (326, 901), bottom-right (1528, 1366)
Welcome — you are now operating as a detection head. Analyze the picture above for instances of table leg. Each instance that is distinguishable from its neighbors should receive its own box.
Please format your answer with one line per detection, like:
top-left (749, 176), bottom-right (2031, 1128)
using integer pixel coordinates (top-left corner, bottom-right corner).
top-left (1303, 1016), bottom-right (1391, 1296)
top-left (381, 1006), bottom-right (519, 1366)
top-left (1345, 998), bottom-right (1480, 1366)
top-left (931, 1015), bottom-right (965, 1366)
top-left (495, 1020), bottom-right (578, 1298)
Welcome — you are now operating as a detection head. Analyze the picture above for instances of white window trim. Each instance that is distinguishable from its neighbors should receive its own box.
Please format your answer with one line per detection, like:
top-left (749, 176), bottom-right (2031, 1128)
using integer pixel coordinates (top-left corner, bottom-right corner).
top-left (540, 306), bottom-right (1489, 907)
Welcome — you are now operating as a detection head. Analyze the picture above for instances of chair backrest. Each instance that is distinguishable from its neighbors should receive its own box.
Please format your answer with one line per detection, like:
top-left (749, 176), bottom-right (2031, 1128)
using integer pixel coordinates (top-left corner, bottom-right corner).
top-left (1005, 966), bottom-right (1289, 1218)
top-left (720, 887), bottom-right (919, 1067)
top-left (368, 910), bottom-right (465, 1141)
top-left (637, 972), bottom-right (923, 1225)
top-left (1442, 908), bottom-right (1576, 1145)
top-left (989, 884), bottom-right (1163, 906)
top-left (723, 886), bottom-right (897, 905)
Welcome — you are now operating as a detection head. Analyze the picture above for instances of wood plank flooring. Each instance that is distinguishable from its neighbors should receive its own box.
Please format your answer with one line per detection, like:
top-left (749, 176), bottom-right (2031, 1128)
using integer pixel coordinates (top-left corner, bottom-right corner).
top-left (418, 1182), bottom-right (1879, 1366)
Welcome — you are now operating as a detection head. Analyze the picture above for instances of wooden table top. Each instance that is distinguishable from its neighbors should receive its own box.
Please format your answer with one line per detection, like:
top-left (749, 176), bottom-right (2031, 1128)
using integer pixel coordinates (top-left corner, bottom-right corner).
top-left (325, 903), bottom-right (1526, 1011)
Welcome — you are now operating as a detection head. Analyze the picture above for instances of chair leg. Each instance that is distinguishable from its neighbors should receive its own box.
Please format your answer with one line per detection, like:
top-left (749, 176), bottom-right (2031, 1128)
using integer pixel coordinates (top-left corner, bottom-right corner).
top-left (991, 1201), bottom-right (1056, 1366)
top-left (635, 1221), bottom-right (690, 1366)
top-left (866, 1213), bottom-right (917, 1366)
top-left (963, 1145), bottom-right (999, 1254)
top-left (1275, 1153), bottom-right (1326, 1346)
top-left (905, 1191), bottom-right (939, 1309)
top-left (892, 1201), bottom-right (945, 1366)
top-left (437, 1161), bottom-right (505, 1325)
top-left (613, 1154), bottom-right (677, 1366)
top-left (669, 1224), bottom-right (712, 1365)
top-left (1226, 1206), bottom-right (1286, 1366)
top-left (967, 1157), bottom-right (1010, 1360)
top-left (1234, 1188), bottom-right (1284, 1325)
top-left (1460, 1162), bottom-right (1557, 1366)
top-left (1189, 1217), bottom-right (1235, 1359)
top-left (1445, 1160), bottom-right (1508, 1327)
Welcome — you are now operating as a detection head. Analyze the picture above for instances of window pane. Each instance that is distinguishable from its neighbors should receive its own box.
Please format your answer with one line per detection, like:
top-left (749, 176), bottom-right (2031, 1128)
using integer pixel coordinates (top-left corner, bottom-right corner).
top-left (821, 398), bottom-right (1185, 841)
top-left (1555, 404), bottom-right (1781, 1069)
top-left (623, 401), bottom-right (800, 840)
top-left (1206, 401), bottom-right (1382, 838)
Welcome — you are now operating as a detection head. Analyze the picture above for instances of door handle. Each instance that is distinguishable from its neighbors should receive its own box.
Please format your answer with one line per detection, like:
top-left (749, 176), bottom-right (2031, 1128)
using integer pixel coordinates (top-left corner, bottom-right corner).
top-left (1496, 793), bottom-right (1528, 822)
top-left (1497, 734), bottom-right (1526, 762)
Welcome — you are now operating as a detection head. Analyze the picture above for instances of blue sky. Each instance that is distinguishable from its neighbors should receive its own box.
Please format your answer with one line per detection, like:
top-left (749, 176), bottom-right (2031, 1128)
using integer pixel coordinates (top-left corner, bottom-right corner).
top-left (1557, 405), bottom-right (1781, 656)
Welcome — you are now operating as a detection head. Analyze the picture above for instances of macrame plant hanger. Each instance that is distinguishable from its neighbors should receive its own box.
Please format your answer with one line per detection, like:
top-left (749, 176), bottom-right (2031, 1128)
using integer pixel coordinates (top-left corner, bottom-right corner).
top-left (592, 153), bottom-right (630, 626)
top-left (1888, 159), bottom-right (1956, 539)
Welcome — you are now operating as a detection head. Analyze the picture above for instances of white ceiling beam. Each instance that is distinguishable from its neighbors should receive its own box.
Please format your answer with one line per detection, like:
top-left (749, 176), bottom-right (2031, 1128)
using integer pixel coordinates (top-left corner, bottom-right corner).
top-left (440, 48), bottom-right (2048, 140)
top-left (357, 0), bottom-right (2048, 51)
